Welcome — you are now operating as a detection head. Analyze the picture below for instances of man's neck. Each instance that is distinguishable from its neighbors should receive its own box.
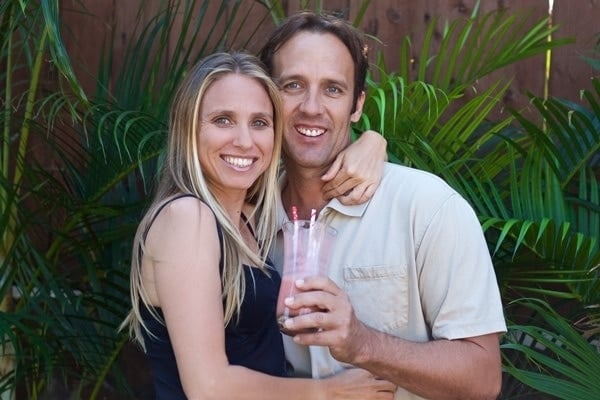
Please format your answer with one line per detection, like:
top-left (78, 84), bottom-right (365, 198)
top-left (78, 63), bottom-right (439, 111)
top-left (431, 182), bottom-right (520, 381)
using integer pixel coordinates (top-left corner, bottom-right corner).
top-left (281, 164), bottom-right (329, 220)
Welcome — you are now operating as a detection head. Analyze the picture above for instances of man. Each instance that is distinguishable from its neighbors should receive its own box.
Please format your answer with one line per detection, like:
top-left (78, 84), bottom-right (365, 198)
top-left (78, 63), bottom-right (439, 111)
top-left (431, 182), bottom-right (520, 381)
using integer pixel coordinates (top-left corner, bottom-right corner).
top-left (260, 12), bottom-right (507, 400)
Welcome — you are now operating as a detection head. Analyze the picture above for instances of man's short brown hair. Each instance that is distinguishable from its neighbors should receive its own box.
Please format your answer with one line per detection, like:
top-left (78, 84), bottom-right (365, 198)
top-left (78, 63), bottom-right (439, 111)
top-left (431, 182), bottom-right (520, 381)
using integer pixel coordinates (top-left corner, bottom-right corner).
top-left (260, 11), bottom-right (369, 113)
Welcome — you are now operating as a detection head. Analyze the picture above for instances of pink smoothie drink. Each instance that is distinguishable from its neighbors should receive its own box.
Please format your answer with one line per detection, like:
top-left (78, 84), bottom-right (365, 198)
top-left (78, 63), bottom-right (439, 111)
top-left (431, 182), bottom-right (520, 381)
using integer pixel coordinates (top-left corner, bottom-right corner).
top-left (277, 275), bottom-right (324, 335)
top-left (276, 275), bottom-right (314, 317)
top-left (276, 220), bottom-right (336, 334)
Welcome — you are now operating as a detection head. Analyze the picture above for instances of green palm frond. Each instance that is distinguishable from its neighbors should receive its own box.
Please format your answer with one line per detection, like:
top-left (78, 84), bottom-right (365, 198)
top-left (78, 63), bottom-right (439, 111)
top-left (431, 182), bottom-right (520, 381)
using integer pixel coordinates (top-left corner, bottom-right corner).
top-left (359, 10), bottom-right (599, 398)
top-left (1, 0), bottom-right (596, 398)
top-left (1, 0), bottom-right (282, 397)
top-left (357, 66), bottom-right (514, 183)
top-left (359, 6), bottom-right (567, 179)
top-left (40, 0), bottom-right (86, 101)
top-left (502, 298), bottom-right (600, 400)
top-left (483, 216), bottom-right (598, 301)
top-left (395, 7), bottom-right (572, 91)
top-left (512, 79), bottom-right (600, 187)
top-left (456, 136), bottom-right (599, 303)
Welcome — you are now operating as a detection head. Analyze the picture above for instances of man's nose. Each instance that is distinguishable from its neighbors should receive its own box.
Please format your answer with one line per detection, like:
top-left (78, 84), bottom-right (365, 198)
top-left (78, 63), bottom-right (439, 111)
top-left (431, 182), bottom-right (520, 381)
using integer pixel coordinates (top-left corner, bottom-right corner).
top-left (298, 88), bottom-right (322, 115)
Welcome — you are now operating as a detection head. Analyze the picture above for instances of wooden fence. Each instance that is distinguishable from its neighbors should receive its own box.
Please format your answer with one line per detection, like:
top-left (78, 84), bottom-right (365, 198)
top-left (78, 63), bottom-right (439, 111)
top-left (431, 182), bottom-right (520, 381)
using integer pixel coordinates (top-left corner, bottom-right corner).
top-left (61, 0), bottom-right (598, 118)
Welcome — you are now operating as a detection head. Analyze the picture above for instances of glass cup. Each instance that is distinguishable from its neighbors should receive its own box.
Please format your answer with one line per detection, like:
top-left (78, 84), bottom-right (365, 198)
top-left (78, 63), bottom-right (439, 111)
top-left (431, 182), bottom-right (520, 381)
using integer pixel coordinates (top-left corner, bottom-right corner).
top-left (276, 220), bottom-right (337, 335)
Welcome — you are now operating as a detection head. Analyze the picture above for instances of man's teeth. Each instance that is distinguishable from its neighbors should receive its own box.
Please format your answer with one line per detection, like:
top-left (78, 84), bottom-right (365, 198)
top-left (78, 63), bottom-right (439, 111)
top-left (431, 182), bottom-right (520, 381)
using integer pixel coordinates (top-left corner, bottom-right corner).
top-left (298, 127), bottom-right (324, 137)
top-left (223, 156), bottom-right (253, 168)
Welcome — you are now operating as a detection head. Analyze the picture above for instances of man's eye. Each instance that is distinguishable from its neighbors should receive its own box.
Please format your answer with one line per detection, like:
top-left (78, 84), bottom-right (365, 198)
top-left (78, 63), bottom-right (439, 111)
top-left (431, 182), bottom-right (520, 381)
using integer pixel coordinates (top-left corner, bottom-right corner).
top-left (283, 82), bottom-right (300, 90)
top-left (326, 86), bottom-right (342, 94)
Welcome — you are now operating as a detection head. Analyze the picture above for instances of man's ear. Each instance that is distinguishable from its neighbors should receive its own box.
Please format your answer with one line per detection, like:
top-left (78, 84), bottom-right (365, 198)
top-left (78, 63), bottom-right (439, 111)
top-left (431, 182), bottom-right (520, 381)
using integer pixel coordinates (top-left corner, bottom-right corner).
top-left (350, 91), bottom-right (366, 122)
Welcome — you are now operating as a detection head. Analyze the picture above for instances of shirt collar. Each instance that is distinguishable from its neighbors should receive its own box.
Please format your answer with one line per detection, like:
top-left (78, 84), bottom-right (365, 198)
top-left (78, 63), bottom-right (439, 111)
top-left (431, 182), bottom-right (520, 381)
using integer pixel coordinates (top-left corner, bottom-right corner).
top-left (324, 196), bottom-right (369, 217)
top-left (276, 171), bottom-right (371, 229)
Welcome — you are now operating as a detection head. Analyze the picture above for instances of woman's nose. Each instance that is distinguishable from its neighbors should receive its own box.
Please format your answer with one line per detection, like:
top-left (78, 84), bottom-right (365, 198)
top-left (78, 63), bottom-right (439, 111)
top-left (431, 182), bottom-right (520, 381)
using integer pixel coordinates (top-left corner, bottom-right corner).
top-left (232, 124), bottom-right (253, 149)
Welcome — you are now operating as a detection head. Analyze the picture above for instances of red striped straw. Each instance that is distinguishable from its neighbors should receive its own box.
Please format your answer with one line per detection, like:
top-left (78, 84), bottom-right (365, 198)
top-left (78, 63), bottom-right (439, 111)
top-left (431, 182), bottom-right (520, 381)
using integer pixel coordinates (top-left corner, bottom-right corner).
top-left (291, 206), bottom-right (299, 267)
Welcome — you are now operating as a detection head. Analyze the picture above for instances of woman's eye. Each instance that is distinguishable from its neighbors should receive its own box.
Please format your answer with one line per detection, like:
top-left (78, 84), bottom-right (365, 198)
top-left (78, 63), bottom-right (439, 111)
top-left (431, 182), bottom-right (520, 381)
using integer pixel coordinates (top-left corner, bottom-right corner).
top-left (252, 119), bottom-right (269, 128)
top-left (214, 116), bottom-right (232, 125)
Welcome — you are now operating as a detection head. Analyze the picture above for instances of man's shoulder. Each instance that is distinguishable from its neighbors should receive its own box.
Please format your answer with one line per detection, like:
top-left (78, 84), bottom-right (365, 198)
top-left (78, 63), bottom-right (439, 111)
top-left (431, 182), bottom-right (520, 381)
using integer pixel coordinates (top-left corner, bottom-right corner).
top-left (368, 163), bottom-right (478, 228)
top-left (380, 162), bottom-right (455, 195)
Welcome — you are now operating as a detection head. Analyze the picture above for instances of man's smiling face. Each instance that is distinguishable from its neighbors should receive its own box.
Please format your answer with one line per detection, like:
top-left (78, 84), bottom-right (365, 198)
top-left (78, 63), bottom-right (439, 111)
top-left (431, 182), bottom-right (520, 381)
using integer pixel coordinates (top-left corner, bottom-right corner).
top-left (272, 31), bottom-right (364, 173)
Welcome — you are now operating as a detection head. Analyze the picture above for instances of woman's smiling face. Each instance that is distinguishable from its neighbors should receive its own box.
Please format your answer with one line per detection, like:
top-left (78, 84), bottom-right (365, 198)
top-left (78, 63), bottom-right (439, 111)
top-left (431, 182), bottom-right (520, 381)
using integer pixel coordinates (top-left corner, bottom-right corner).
top-left (198, 73), bottom-right (275, 197)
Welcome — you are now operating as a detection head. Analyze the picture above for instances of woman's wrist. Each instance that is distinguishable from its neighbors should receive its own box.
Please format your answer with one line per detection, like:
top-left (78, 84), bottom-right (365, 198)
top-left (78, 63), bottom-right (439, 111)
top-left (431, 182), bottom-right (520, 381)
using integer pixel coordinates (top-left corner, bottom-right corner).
top-left (313, 377), bottom-right (332, 400)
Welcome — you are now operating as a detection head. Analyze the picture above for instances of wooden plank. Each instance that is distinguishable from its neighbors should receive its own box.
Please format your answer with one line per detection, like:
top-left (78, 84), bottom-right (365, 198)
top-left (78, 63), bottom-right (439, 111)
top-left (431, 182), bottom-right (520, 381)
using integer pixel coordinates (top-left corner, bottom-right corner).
top-left (60, 0), bottom-right (117, 94)
top-left (59, 0), bottom-right (599, 113)
top-left (551, 1), bottom-right (598, 101)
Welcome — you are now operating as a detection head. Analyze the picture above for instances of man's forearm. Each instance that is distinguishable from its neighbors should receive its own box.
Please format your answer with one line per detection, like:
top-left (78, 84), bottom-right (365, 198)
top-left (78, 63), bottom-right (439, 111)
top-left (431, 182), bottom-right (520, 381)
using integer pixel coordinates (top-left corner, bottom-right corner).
top-left (347, 326), bottom-right (502, 400)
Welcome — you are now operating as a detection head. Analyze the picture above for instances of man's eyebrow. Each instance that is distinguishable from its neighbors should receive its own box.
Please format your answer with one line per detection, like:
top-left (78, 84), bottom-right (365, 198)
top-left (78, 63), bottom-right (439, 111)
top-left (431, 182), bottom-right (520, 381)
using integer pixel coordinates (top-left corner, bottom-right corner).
top-left (325, 78), bottom-right (349, 89)
top-left (274, 73), bottom-right (302, 83)
top-left (275, 74), bottom-right (349, 89)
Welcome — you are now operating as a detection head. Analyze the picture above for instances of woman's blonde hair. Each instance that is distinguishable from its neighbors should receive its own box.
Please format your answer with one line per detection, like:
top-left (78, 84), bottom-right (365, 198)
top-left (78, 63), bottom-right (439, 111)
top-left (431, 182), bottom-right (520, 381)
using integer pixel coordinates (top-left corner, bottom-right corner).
top-left (121, 52), bottom-right (283, 349)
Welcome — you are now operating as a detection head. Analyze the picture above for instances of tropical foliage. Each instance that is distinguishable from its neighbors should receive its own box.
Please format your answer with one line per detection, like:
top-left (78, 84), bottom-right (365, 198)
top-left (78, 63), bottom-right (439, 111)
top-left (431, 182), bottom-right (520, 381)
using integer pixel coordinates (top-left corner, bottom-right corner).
top-left (353, 3), bottom-right (599, 398)
top-left (0, 0), bottom-right (597, 399)
top-left (0, 0), bottom-right (270, 398)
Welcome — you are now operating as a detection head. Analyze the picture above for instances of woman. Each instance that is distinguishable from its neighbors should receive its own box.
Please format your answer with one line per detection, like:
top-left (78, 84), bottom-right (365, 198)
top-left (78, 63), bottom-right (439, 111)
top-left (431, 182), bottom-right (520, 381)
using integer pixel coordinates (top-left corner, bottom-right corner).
top-left (121, 52), bottom-right (393, 399)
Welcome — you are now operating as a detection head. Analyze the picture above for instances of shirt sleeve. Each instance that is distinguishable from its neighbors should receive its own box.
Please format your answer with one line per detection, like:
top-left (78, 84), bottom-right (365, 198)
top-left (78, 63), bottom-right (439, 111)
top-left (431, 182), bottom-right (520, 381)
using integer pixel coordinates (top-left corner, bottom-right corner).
top-left (415, 193), bottom-right (507, 339)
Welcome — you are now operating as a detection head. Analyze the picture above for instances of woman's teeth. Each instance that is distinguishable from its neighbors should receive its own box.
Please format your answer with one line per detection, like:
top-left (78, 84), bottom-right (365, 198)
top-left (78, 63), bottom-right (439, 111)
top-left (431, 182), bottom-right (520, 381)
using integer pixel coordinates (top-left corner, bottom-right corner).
top-left (223, 156), bottom-right (253, 168)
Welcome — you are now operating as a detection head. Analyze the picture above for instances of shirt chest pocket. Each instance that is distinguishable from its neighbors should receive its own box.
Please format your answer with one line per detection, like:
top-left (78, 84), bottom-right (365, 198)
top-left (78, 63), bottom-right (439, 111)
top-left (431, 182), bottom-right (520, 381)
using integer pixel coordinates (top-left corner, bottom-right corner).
top-left (343, 265), bottom-right (407, 334)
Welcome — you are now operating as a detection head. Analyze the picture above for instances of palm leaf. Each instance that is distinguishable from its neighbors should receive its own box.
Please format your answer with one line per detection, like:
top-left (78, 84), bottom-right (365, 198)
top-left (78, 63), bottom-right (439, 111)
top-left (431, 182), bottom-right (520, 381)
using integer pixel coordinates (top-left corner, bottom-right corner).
top-left (502, 298), bottom-right (600, 399)
top-left (388, 7), bottom-right (572, 91)
top-left (1, 0), bottom-right (279, 397)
